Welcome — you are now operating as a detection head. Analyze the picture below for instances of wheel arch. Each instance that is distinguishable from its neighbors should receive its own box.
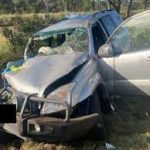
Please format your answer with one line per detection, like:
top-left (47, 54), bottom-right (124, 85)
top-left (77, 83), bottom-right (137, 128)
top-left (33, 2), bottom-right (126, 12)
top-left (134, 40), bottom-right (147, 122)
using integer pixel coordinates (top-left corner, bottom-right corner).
top-left (93, 83), bottom-right (112, 113)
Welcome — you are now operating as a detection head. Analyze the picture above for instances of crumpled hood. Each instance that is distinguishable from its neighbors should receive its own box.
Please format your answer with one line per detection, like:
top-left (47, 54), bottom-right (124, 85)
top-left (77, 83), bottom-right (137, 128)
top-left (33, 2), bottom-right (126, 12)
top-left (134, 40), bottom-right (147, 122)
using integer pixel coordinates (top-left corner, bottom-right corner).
top-left (5, 52), bottom-right (88, 97)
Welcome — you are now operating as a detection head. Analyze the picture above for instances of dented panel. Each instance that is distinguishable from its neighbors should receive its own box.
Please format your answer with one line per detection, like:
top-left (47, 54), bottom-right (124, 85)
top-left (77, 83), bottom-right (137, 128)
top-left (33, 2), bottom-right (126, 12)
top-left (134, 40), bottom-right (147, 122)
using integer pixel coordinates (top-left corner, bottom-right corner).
top-left (4, 52), bottom-right (88, 97)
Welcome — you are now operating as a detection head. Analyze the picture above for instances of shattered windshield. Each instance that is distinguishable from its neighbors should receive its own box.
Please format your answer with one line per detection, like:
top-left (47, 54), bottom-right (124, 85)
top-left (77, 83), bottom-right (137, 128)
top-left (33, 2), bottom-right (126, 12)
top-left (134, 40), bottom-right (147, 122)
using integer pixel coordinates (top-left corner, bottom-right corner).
top-left (26, 27), bottom-right (89, 57)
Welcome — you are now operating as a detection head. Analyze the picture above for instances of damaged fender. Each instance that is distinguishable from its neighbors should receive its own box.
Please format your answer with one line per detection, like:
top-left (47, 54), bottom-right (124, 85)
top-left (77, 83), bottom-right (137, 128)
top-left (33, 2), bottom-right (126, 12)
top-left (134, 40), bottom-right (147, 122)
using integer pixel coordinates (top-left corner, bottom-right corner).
top-left (71, 58), bottom-right (105, 106)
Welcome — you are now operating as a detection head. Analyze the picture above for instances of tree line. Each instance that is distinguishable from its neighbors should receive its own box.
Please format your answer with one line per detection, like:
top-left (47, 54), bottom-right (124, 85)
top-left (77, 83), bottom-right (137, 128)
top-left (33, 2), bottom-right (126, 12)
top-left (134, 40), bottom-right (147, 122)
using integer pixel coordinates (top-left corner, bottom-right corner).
top-left (0, 0), bottom-right (150, 17)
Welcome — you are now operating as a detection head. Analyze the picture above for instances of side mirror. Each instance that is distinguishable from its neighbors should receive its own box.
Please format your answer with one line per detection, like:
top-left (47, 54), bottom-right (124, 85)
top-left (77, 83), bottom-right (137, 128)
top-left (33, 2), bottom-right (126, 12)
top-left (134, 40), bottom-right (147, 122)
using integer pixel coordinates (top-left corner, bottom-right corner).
top-left (98, 44), bottom-right (113, 58)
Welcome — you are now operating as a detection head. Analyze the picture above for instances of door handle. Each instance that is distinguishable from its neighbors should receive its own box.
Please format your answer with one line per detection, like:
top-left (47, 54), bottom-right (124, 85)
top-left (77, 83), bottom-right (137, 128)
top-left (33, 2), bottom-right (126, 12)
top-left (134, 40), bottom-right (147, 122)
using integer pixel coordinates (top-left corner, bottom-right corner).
top-left (146, 56), bottom-right (150, 61)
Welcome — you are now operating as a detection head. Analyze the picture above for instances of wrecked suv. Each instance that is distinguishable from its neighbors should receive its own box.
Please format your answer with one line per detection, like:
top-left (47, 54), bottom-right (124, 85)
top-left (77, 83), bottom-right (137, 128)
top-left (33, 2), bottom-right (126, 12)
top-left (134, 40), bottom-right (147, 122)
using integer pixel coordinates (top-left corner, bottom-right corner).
top-left (0, 10), bottom-right (122, 142)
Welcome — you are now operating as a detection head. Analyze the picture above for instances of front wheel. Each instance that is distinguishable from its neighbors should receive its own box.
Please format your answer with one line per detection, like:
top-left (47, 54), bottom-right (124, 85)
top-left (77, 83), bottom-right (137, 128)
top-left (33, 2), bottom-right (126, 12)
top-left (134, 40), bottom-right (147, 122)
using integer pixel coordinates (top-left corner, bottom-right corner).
top-left (0, 128), bottom-right (20, 143)
top-left (88, 91), bottom-right (107, 140)
top-left (97, 85), bottom-right (112, 114)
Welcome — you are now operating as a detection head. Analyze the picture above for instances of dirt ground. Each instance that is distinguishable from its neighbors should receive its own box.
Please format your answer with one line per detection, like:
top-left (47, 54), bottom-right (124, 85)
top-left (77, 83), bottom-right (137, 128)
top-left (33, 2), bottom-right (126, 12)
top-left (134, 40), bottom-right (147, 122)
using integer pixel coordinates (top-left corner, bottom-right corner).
top-left (0, 96), bottom-right (149, 150)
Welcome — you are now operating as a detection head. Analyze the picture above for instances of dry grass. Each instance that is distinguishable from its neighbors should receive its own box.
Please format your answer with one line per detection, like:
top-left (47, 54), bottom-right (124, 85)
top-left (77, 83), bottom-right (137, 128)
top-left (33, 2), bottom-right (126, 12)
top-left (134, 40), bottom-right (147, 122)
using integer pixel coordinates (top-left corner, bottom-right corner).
top-left (0, 12), bottom-right (68, 19)
top-left (105, 97), bottom-right (150, 150)
top-left (0, 12), bottom-right (68, 27)
top-left (0, 33), bottom-right (11, 52)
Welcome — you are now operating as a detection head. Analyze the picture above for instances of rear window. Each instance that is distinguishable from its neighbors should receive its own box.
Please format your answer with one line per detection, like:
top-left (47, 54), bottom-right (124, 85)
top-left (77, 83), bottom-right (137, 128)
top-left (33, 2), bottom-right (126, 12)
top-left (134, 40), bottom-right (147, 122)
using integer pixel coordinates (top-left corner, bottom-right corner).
top-left (100, 15), bottom-right (118, 36)
top-left (110, 13), bottom-right (122, 27)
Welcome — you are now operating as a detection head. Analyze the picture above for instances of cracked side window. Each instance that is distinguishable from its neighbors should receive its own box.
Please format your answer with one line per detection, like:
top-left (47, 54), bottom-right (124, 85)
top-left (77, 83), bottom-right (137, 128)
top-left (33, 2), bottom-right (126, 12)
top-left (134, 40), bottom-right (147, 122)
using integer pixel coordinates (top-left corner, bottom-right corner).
top-left (92, 22), bottom-right (106, 54)
top-left (100, 15), bottom-right (116, 36)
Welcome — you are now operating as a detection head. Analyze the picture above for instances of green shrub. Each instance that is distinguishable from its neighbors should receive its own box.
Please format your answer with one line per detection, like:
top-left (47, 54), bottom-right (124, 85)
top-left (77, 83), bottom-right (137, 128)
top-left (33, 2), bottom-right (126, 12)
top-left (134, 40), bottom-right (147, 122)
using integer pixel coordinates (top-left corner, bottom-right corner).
top-left (0, 13), bottom-right (68, 71)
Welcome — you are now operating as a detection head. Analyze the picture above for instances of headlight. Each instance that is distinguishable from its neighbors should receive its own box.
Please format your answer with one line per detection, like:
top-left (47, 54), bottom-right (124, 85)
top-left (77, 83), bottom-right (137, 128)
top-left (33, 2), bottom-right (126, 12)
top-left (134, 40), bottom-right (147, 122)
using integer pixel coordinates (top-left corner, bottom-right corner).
top-left (41, 82), bottom-right (76, 114)
top-left (48, 82), bottom-right (76, 103)
top-left (34, 124), bottom-right (41, 132)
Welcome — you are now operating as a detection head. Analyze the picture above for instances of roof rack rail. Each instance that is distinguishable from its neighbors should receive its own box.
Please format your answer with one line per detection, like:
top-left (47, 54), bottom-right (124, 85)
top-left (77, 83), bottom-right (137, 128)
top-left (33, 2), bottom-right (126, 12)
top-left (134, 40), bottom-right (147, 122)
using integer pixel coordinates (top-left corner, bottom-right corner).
top-left (91, 9), bottom-right (114, 19)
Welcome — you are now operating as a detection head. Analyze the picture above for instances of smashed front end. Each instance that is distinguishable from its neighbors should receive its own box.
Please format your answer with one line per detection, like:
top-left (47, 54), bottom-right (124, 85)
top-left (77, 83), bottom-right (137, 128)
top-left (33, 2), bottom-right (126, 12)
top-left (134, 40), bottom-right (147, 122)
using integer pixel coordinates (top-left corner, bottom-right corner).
top-left (0, 26), bottom-right (102, 141)
top-left (0, 86), bottom-right (100, 142)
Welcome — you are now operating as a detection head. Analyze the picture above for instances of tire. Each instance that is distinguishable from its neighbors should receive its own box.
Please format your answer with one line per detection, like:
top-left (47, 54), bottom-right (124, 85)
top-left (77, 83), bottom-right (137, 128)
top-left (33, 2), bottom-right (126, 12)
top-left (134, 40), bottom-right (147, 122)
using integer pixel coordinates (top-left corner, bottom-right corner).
top-left (88, 91), bottom-right (107, 140)
top-left (97, 85), bottom-right (112, 114)
top-left (89, 122), bottom-right (107, 140)
top-left (0, 128), bottom-right (20, 143)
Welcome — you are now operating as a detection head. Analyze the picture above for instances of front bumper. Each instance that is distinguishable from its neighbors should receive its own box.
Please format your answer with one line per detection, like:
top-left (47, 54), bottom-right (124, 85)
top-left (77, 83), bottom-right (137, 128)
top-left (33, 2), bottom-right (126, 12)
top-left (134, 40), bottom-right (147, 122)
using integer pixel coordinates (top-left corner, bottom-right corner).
top-left (27, 113), bottom-right (100, 142)
top-left (0, 86), bottom-right (102, 142)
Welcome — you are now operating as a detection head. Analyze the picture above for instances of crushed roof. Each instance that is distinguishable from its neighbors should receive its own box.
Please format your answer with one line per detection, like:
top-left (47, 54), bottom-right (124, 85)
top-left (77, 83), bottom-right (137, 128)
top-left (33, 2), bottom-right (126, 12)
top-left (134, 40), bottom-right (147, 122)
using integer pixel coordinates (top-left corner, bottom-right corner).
top-left (34, 10), bottom-right (114, 36)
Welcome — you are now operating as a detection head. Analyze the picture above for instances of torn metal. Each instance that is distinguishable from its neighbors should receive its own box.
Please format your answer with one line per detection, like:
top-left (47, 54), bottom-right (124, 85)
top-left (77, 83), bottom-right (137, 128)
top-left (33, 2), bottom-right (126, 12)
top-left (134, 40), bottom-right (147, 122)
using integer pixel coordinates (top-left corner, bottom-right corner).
top-left (5, 52), bottom-right (88, 98)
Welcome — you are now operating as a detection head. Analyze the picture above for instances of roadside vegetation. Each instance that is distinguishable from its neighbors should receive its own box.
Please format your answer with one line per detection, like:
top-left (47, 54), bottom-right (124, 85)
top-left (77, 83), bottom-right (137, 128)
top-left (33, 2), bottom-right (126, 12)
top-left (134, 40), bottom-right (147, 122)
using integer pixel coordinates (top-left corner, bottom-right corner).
top-left (0, 12), bottom-right (68, 71)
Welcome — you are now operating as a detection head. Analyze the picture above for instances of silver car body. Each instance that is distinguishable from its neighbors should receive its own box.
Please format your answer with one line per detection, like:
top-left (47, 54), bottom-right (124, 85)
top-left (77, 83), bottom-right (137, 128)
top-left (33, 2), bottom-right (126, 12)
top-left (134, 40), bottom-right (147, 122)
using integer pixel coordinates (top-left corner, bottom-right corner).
top-left (99, 10), bottom-right (150, 97)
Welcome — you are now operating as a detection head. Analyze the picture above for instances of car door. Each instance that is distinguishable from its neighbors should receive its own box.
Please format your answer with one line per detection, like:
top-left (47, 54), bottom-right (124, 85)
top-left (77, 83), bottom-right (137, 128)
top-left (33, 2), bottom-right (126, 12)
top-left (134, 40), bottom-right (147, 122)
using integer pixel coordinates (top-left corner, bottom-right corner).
top-left (91, 22), bottom-right (114, 94)
top-left (107, 11), bottom-right (150, 96)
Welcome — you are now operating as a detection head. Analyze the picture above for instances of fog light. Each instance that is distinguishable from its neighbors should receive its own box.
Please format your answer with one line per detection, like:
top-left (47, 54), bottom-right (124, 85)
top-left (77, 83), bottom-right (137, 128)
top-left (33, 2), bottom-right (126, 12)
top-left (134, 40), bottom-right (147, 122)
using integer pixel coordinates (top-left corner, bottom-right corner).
top-left (44, 126), bottom-right (54, 134)
top-left (35, 124), bottom-right (41, 132)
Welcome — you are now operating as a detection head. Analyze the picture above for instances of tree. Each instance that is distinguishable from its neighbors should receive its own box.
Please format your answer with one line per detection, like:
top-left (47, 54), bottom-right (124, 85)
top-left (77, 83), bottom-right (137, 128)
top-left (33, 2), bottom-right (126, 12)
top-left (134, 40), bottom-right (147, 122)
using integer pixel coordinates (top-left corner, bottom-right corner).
top-left (127, 0), bottom-right (133, 17)
top-left (92, 0), bottom-right (95, 10)
top-left (37, 0), bottom-right (49, 13)
top-left (107, 0), bottom-right (122, 13)
top-left (0, 0), bottom-right (12, 3)
top-left (143, 0), bottom-right (150, 9)
top-left (12, 0), bottom-right (27, 13)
